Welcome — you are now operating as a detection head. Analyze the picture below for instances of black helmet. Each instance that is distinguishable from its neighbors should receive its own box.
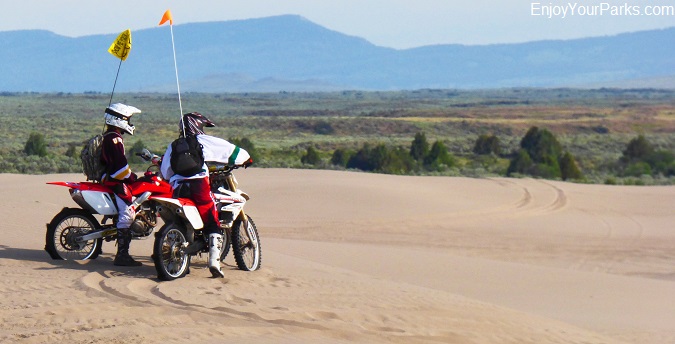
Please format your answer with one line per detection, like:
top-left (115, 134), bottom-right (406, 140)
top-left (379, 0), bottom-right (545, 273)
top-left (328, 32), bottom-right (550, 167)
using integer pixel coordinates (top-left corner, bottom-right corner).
top-left (179, 112), bottom-right (215, 137)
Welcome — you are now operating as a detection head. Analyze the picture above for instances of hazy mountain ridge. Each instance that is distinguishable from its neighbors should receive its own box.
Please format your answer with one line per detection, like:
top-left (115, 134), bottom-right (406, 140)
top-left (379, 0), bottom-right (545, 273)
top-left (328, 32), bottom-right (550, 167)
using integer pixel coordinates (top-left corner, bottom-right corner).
top-left (1, 15), bottom-right (674, 92)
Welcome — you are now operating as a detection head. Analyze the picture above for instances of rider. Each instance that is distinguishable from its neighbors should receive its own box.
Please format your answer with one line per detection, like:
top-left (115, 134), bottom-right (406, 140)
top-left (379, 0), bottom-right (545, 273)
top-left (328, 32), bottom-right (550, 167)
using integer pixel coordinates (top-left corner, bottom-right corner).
top-left (160, 112), bottom-right (252, 278)
top-left (101, 103), bottom-right (143, 267)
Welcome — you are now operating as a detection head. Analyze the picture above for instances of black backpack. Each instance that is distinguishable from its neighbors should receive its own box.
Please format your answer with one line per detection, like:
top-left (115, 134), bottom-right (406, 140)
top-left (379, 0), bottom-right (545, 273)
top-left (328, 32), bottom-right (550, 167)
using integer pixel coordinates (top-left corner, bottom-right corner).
top-left (170, 135), bottom-right (205, 176)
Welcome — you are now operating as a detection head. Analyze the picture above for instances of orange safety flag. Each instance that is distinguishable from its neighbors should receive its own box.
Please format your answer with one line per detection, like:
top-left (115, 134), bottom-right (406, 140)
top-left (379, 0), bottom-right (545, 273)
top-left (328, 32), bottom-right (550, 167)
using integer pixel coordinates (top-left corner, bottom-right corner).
top-left (107, 29), bottom-right (132, 61)
top-left (159, 10), bottom-right (173, 26)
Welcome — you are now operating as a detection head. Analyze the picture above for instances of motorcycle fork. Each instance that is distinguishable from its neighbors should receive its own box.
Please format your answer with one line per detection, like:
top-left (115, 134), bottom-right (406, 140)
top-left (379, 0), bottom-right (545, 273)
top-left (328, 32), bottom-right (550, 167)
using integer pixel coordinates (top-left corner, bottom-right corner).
top-left (225, 174), bottom-right (256, 245)
top-left (239, 210), bottom-right (258, 246)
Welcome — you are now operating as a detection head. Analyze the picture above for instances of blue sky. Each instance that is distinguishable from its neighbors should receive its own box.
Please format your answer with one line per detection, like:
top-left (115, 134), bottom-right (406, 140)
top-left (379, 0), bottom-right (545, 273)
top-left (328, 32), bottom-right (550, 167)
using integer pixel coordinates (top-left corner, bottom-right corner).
top-left (1, 0), bottom-right (674, 49)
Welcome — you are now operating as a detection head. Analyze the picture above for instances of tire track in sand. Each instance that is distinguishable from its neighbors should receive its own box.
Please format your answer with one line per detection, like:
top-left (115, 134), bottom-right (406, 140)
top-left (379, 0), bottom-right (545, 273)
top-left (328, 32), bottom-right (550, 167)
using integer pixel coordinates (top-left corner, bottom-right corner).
top-left (490, 178), bottom-right (568, 217)
top-left (79, 266), bottom-right (339, 333)
top-left (76, 267), bottom-right (408, 343)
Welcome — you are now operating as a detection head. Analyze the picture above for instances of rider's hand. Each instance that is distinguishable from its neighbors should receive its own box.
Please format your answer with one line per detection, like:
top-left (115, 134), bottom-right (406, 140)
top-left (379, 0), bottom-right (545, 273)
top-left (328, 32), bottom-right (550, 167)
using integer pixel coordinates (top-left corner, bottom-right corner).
top-left (151, 155), bottom-right (162, 166)
top-left (128, 172), bottom-right (138, 183)
top-left (243, 158), bottom-right (253, 168)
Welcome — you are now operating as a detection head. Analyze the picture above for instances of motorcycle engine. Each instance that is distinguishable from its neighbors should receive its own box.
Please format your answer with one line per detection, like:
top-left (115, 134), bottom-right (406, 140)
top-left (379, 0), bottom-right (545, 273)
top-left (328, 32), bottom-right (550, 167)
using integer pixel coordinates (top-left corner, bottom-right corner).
top-left (130, 209), bottom-right (157, 236)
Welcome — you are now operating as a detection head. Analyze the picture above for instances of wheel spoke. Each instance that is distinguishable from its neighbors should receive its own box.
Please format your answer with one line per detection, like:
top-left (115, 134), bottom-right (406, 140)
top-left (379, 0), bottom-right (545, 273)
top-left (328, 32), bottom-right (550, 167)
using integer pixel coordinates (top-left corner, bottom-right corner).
top-left (155, 227), bottom-right (189, 279)
top-left (53, 216), bottom-right (98, 260)
top-left (231, 216), bottom-right (261, 271)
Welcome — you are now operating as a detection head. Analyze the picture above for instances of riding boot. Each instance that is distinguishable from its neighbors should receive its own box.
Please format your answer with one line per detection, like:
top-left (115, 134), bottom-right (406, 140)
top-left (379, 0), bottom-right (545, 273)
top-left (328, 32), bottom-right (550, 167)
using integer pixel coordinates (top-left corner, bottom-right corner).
top-left (208, 233), bottom-right (225, 278)
top-left (114, 228), bottom-right (142, 267)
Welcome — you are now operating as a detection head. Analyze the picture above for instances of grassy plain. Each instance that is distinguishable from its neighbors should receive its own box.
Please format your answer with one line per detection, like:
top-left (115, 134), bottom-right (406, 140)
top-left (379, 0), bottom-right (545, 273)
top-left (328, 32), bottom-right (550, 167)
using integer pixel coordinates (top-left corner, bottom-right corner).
top-left (0, 89), bottom-right (673, 183)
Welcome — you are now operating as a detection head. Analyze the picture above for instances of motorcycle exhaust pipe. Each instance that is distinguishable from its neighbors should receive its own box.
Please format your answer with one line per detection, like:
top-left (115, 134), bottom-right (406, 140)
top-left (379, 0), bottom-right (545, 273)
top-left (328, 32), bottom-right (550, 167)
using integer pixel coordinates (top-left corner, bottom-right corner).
top-left (130, 191), bottom-right (152, 211)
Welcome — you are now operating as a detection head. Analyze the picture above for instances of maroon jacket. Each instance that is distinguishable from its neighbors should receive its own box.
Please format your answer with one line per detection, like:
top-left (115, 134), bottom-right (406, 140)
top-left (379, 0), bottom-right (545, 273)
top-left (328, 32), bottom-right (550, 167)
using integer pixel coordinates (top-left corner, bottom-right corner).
top-left (100, 130), bottom-right (132, 182)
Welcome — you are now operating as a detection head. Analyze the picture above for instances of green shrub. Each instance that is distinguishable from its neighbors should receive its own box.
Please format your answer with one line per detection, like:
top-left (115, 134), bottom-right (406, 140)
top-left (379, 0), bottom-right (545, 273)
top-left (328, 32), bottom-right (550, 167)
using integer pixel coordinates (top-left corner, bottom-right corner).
top-left (425, 141), bottom-right (456, 171)
top-left (409, 132), bottom-right (429, 162)
top-left (65, 144), bottom-right (79, 158)
top-left (645, 149), bottom-right (674, 176)
top-left (473, 134), bottom-right (501, 155)
top-left (347, 143), bottom-right (378, 171)
top-left (331, 148), bottom-right (353, 167)
top-left (301, 146), bottom-right (322, 165)
top-left (313, 121), bottom-right (335, 135)
top-left (507, 127), bottom-right (582, 180)
top-left (507, 149), bottom-right (534, 176)
top-left (619, 135), bottom-right (674, 177)
top-left (533, 159), bottom-right (562, 179)
top-left (24, 132), bottom-right (48, 157)
top-left (520, 127), bottom-right (562, 162)
top-left (347, 143), bottom-right (414, 174)
top-left (624, 161), bottom-right (652, 177)
top-left (622, 135), bottom-right (653, 162)
top-left (559, 152), bottom-right (583, 180)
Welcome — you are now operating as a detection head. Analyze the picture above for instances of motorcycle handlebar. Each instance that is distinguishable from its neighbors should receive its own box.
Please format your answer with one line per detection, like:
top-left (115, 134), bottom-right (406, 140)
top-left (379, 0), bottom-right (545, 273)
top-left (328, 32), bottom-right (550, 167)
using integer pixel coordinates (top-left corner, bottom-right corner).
top-left (207, 160), bottom-right (252, 173)
top-left (207, 162), bottom-right (236, 173)
top-left (136, 148), bottom-right (161, 166)
top-left (135, 149), bottom-right (252, 172)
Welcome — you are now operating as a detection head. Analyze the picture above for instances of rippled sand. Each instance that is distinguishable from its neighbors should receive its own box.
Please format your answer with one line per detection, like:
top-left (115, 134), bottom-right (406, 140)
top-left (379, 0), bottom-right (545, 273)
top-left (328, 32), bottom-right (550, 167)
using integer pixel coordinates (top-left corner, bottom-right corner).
top-left (0, 169), bottom-right (673, 344)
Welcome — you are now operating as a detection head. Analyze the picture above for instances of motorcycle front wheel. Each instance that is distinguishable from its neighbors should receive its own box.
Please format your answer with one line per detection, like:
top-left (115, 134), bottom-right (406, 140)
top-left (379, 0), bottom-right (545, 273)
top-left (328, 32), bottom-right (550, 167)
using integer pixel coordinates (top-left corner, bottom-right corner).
top-left (45, 208), bottom-right (103, 260)
top-left (231, 215), bottom-right (261, 271)
top-left (152, 223), bottom-right (191, 281)
top-left (220, 230), bottom-right (231, 262)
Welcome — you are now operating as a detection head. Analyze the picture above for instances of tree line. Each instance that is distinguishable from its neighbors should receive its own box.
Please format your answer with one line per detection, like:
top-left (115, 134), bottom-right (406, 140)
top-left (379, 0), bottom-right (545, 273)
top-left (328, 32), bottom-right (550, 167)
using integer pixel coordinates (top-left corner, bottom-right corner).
top-left (13, 127), bottom-right (675, 183)
top-left (300, 127), bottom-right (674, 182)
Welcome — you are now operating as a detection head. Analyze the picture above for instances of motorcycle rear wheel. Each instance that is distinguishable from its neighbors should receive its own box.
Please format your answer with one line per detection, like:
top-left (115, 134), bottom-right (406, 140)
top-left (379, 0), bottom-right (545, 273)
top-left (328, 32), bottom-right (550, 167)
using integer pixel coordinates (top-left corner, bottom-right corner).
top-left (153, 223), bottom-right (190, 281)
top-left (45, 208), bottom-right (103, 260)
top-left (231, 215), bottom-right (261, 271)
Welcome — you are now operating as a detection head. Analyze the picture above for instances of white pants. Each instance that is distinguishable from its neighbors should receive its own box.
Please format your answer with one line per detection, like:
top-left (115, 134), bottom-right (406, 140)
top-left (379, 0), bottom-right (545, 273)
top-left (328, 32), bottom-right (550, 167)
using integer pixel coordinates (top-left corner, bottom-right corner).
top-left (114, 194), bottom-right (136, 229)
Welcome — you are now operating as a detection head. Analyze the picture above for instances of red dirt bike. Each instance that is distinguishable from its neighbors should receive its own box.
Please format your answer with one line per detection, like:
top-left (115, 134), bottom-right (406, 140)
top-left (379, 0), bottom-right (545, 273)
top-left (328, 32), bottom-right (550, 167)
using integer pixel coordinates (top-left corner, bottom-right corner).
top-left (44, 149), bottom-right (173, 260)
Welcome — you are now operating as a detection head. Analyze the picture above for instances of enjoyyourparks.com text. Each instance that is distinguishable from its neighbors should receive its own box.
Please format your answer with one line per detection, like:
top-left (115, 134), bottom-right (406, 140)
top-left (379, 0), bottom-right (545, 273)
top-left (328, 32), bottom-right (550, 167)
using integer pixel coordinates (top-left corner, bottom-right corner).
top-left (531, 2), bottom-right (675, 18)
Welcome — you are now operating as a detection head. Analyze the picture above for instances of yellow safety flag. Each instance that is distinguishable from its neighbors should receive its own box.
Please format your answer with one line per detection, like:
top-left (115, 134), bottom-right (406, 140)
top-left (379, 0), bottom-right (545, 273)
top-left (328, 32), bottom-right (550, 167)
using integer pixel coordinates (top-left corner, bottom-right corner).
top-left (159, 10), bottom-right (173, 26)
top-left (107, 29), bottom-right (132, 61)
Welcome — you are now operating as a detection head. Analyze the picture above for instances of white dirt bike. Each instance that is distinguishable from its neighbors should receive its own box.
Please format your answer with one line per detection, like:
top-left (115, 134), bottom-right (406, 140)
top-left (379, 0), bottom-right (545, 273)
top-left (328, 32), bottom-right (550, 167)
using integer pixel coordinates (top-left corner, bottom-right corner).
top-left (151, 162), bottom-right (261, 281)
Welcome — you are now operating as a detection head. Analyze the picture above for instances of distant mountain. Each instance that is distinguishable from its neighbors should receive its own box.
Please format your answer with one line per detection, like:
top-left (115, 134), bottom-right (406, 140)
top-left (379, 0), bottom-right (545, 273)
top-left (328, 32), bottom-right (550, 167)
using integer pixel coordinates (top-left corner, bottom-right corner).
top-left (1, 15), bottom-right (674, 92)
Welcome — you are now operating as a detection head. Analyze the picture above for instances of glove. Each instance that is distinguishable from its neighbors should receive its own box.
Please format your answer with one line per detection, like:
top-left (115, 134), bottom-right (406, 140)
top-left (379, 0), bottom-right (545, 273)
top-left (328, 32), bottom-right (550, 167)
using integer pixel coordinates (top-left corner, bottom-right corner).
top-left (127, 172), bottom-right (138, 183)
top-left (243, 158), bottom-right (253, 168)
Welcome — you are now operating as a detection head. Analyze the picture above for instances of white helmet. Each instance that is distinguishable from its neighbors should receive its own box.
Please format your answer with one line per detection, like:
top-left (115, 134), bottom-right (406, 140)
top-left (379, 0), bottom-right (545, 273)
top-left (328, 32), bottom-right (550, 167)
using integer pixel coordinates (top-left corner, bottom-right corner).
top-left (104, 103), bottom-right (141, 135)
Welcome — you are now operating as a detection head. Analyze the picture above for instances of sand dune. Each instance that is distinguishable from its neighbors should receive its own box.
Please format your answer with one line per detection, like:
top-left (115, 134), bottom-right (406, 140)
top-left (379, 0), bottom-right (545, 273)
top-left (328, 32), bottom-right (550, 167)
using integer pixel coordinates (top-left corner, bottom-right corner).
top-left (0, 169), bottom-right (673, 343)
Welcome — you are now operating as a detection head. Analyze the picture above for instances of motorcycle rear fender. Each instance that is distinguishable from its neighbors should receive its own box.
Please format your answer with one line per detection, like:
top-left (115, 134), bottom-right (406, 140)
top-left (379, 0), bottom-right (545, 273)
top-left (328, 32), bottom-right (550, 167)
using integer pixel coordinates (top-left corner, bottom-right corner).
top-left (47, 181), bottom-right (110, 192)
top-left (152, 197), bottom-right (204, 230)
top-left (47, 181), bottom-right (117, 215)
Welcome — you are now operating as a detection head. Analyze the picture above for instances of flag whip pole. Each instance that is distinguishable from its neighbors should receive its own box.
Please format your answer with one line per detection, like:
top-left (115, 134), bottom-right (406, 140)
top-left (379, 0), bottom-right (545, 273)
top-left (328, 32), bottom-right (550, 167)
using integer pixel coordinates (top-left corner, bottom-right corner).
top-left (169, 24), bottom-right (183, 117)
top-left (105, 29), bottom-right (132, 132)
top-left (109, 55), bottom-right (124, 106)
top-left (159, 10), bottom-right (184, 132)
